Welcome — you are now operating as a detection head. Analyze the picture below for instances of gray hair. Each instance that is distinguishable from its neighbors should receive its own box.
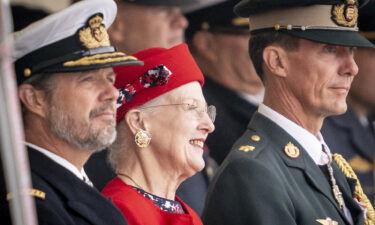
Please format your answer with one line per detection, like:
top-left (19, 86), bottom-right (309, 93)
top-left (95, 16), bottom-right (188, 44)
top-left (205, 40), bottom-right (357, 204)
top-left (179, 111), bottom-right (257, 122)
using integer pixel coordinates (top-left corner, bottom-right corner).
top-left (107, 92), bottom-right (175, 171)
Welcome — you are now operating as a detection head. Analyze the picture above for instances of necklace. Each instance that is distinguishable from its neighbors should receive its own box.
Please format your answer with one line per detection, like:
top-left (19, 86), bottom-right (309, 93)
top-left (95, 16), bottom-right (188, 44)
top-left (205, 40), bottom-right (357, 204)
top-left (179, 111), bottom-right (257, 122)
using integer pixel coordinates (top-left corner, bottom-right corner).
top-left (117, 172), bottom-right (143, 189)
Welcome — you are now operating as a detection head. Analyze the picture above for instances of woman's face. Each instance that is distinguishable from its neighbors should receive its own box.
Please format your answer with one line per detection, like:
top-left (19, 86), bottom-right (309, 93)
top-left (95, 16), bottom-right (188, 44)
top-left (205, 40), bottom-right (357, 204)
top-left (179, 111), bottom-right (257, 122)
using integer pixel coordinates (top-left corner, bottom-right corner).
top-left (144, 82), bottom-right (215, 177)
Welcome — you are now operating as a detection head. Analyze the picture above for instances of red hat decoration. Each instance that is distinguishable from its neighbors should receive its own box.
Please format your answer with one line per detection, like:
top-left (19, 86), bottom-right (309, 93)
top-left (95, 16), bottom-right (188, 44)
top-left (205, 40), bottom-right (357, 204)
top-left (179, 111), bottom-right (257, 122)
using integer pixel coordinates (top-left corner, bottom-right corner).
top-left (114, 44), bottom-right (204, 122)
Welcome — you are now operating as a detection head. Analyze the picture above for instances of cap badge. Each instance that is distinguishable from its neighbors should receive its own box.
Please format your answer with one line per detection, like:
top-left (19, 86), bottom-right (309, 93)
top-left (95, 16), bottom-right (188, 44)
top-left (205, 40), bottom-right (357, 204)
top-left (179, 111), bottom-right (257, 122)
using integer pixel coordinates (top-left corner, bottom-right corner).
top-left (79, 13), bottom-right (110, 49)
top-left (117, 65), bottom-right (172, 108)
top-left (284, 142), bottom-right (300, 158)
top-left (316, 217), bottom-right (338, 225)
top-left (331, 0), bottom-right (358, 27)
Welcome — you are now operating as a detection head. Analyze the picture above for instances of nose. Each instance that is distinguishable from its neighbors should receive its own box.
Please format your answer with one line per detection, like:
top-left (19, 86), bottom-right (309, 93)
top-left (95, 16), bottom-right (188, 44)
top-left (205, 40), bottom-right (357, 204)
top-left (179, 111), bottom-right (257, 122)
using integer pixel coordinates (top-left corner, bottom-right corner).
top-left (339, 48), bottom-right (359, 77)
top-left (198, 113), bottom-right (215, 134)
top-left (171, 7), bottom-right (188, 30)
top-left (100, 79), bottom-right (119, 104)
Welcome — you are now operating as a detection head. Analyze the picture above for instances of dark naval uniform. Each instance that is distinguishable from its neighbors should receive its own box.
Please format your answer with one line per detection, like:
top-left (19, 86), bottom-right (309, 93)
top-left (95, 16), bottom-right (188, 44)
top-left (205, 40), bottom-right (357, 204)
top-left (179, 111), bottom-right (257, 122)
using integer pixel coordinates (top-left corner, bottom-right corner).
top-left (203, 77), bottom-right (258, 165)
top-left (322, 108), bottom-right (375, 203)
top-left (203, 112), bottom-right (365, 225)
top-left (0, 147), bottom-right (128, 225)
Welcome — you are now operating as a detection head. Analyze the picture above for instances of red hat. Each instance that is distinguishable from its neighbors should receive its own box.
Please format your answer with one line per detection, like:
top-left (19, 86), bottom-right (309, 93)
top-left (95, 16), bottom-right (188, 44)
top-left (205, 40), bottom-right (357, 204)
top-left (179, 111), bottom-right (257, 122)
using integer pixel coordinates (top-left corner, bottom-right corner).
top-left (114, 44), bottom-right (204, 122)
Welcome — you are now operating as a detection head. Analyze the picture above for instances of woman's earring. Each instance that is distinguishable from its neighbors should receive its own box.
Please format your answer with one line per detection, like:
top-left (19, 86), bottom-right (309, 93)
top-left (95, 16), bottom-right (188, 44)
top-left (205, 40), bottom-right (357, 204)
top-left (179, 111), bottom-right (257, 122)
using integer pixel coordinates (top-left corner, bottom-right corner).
top-left (134, 130), bottom-right (151, 148)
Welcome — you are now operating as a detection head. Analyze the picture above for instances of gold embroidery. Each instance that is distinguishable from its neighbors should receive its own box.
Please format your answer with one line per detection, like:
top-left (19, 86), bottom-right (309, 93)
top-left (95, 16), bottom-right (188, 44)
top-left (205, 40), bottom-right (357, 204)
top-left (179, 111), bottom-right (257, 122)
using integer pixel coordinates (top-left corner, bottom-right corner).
top-left (7, 189), bottom-right (46, 201)
top-left (333, 154), bottom-right (375, 225)
top-left (79, 14), bottom-right (110, 49)
top-left (63, 53), bottom-right (137, 67)
top-left (331, 0), bottom-right (358, 27)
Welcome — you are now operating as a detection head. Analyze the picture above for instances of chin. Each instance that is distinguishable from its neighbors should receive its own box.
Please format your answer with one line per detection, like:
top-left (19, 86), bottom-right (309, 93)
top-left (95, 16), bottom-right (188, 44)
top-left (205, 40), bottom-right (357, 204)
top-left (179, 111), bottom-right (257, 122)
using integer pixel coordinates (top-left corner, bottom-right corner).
top-left (327, 102), bottom-right (348, 116)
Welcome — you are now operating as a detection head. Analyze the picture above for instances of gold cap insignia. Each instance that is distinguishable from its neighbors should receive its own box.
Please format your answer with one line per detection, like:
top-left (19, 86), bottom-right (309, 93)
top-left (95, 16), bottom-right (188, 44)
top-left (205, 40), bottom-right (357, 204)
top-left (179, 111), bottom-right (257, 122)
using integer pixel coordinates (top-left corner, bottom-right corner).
top-left (79, 14), bottom-right (110, 49)
top-left (331, 0), bottom-right (358, 27)
top-left (232, 17), bottom-right (250, 26)
top-left (316, 217), bottom-right (338, 225)
top-left (284, 142), bottom-right (300, 158)
top-left (251, 135), bottom-right (260, 142)
top-left (239, 145), bottom-right (255, 152)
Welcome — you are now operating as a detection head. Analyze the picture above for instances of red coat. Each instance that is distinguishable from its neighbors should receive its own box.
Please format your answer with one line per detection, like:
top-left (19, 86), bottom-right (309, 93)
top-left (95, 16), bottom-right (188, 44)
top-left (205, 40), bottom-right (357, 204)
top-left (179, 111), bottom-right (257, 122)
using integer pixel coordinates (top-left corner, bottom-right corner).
top-left (102, 177), bottom-right (203, 225)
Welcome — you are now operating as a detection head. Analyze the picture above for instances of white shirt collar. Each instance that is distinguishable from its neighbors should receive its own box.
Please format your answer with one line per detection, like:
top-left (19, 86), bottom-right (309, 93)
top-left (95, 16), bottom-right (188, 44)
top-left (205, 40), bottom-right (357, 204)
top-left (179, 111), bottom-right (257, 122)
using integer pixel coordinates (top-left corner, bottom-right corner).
top-left (238, 88), bottom-right (265, 106)
top-left (258, 104), bottom-right (330, 165)
top-left (25, 142), bottom-right (92, 185)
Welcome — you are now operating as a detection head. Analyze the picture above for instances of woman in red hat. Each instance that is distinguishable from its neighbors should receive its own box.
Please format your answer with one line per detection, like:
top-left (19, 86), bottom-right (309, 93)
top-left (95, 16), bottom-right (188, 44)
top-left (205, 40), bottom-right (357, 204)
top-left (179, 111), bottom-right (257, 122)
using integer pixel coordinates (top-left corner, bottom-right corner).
top-left (102, 44), bottom-right (215, 225)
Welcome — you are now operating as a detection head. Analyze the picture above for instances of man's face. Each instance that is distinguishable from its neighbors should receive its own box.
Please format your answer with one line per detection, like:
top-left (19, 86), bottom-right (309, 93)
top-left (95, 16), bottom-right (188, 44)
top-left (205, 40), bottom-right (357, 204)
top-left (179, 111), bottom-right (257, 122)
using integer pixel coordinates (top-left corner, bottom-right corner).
top-left (284, 39), bottom-right (358, 118)
top-left (351, 47), bottom-right (375, 115)
top-left (110, 3), bottom-right (188, 54)
top-left (46, 68), bottom-right (119, 152)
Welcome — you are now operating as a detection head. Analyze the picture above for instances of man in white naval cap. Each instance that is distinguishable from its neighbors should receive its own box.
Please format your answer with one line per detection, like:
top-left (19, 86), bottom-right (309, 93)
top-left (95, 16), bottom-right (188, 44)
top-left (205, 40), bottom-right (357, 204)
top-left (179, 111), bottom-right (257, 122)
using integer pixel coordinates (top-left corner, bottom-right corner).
top-left (0, 0), bottom-right (142, 224)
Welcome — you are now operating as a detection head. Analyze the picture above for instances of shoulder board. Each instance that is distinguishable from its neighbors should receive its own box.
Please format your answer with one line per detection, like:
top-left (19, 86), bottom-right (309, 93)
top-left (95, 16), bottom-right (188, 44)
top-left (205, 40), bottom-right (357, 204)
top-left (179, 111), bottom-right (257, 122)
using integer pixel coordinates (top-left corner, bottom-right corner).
top-left (7, 188), bottom-right (46, 201)
top-left (232, 129), bottom-right (267, 158)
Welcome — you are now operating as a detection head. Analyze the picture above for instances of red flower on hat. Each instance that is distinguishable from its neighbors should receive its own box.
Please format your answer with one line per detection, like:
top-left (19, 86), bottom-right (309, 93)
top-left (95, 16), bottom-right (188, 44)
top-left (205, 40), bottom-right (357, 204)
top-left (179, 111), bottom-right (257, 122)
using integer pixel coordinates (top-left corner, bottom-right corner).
top-left (116, 65), bottom-right (172, 108)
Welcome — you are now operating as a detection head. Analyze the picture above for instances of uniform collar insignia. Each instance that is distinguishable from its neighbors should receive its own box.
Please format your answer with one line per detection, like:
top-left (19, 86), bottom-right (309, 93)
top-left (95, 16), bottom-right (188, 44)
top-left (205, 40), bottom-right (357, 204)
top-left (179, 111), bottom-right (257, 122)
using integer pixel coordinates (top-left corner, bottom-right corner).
top-left (331, 0), bottom-right (358, 27)
top-left (284, 142), bottom-right (300, 158)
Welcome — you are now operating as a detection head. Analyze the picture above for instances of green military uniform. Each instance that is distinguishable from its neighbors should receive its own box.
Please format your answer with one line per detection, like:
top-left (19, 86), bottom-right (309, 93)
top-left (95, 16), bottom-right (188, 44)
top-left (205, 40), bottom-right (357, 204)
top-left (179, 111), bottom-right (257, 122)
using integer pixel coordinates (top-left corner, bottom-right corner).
top-left (202, 0), bottom-right (375, 224)
top-left (203, 112), bottom-right (365, 225)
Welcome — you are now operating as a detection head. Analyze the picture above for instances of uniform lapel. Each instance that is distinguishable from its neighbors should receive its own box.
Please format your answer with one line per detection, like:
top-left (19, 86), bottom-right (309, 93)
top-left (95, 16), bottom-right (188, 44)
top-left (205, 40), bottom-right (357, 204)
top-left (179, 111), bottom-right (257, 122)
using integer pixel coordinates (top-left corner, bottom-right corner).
top-left (28, 147), bottom-right (126, 225)
top-left (249, 112), bottom-right (351, 224)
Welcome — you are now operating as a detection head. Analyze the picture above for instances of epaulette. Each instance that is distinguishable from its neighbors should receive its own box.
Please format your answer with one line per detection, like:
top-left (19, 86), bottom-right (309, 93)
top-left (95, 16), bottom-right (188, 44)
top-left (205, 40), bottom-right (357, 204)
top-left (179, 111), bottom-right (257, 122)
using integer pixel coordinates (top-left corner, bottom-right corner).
top-left (7, 188), bottom-right (46, 201)
top-left (232, 129), bottom-right (267, 158)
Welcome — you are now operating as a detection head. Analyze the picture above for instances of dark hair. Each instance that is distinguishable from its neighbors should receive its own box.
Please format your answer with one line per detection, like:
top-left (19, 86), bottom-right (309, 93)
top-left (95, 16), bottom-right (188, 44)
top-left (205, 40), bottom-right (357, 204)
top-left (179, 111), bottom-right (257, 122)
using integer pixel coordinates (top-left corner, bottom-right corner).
top-left (249, 32), bottom-right (300, 80)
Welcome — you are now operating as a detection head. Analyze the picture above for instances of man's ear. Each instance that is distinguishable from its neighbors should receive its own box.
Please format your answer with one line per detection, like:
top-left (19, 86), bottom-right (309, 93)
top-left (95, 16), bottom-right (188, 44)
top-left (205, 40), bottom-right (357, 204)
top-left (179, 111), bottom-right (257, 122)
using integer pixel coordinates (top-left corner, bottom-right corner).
top-left (263, 45), bottom-right (289, 77)
top-left (18, 84), bottom-right (49, 118)
top-left (124, 109), bottom-right (148, 135)
top-left (192, 31), bottom-right (218, 62)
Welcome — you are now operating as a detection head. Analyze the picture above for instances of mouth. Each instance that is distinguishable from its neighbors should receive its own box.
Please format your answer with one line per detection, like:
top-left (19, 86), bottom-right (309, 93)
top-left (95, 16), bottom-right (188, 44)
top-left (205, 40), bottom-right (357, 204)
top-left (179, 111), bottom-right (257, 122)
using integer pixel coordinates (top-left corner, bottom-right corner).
top-left (329, 86), bottom-right (350, 94)
top-left (94, 111), bottom-right (115, 120)
top-left (189, 139), bottom-right (205, 148)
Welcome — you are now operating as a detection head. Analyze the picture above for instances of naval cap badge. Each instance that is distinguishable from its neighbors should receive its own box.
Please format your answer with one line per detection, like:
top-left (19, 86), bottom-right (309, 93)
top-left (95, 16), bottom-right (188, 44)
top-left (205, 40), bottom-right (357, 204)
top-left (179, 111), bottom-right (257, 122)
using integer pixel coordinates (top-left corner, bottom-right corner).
top-left (78, 13), bottom-right (110, 49)
top-left (331, 0), bottom-right (358, 27)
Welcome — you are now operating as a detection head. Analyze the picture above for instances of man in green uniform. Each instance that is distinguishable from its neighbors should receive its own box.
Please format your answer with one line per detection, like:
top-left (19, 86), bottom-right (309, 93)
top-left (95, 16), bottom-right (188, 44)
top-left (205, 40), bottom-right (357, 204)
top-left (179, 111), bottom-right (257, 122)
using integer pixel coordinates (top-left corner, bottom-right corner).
top-left (202, 0), bottom-right (375, 224)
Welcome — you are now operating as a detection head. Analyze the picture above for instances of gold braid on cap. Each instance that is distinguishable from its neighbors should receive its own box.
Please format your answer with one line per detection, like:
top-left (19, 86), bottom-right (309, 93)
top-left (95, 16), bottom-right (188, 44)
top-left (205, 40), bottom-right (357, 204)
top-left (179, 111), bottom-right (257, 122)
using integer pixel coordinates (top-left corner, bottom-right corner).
top-left (333, 153), bottom-right (375, 225)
